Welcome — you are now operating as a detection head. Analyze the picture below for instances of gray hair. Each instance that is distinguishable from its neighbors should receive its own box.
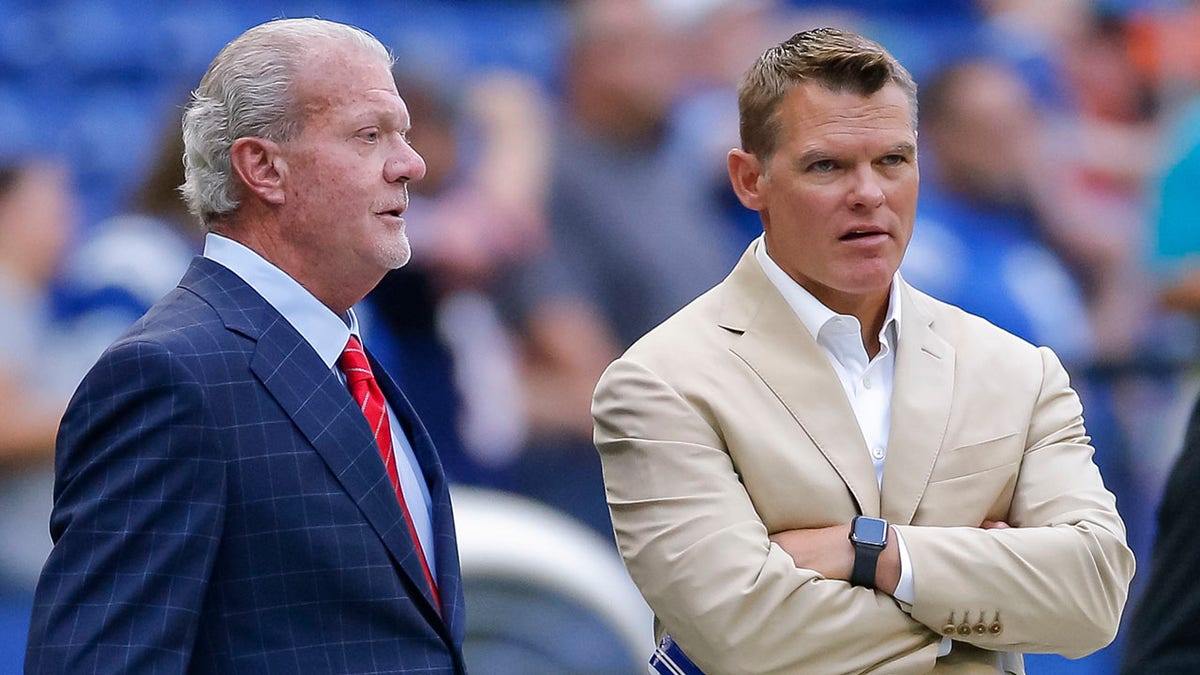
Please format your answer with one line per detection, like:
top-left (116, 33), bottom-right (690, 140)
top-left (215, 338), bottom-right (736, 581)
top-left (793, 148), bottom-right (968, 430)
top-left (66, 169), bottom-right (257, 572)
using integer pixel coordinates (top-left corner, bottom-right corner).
top-left (180, 18), bottom-right (393, 227)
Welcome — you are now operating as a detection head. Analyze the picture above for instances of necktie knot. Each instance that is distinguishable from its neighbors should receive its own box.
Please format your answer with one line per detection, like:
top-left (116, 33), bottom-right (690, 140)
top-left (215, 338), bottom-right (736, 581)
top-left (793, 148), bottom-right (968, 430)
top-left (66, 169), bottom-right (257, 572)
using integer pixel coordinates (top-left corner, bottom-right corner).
top-left (338, 335), bottom-right (373, 385)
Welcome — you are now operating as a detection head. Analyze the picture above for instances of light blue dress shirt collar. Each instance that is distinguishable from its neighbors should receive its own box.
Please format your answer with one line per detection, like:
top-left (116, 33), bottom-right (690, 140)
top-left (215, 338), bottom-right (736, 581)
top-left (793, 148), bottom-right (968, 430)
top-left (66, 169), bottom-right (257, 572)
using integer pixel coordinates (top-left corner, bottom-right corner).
top-left (202, 233), bottom-right (358, 362)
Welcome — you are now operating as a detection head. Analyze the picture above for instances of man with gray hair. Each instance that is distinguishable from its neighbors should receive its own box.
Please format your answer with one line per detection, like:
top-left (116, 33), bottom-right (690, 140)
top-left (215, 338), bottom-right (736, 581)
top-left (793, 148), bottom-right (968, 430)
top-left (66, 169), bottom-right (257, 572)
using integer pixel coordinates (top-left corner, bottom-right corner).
top-left (26, 18), bottom-right (467, 673)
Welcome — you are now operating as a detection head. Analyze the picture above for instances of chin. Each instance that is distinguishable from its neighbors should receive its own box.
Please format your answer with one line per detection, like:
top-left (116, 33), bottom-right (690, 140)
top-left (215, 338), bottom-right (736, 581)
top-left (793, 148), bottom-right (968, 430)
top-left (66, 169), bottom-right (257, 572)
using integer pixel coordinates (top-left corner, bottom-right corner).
top-left (379, 235), bottom-right (412, 270)
top-left (838, 273), bottom-right (896, 299)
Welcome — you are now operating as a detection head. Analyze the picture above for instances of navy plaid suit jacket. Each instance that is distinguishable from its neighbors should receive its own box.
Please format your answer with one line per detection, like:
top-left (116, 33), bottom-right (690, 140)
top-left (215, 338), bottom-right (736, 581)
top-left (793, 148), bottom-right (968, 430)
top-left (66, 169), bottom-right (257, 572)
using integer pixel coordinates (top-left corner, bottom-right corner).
top-left (26, 257), bottom-right (467, 673)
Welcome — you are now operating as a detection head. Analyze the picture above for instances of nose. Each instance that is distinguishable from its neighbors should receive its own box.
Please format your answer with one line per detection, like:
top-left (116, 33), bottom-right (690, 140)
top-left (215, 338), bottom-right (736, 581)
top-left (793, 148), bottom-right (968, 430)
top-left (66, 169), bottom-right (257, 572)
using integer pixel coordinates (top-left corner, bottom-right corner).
top-left (385, 141), bottom-right (426, 183)
top-left (847, 166), bottom-right (885, 209)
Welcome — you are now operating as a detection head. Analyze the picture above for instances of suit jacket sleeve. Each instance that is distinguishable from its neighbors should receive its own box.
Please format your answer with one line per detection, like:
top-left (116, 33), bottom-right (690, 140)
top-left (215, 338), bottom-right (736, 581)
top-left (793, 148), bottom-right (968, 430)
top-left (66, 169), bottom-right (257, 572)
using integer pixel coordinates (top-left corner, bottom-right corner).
top-left (895, 347), bottom-right (1134, 658)
top-left (25, 338), bottom-right (225, 673)
top-left (593, 358), bottom-right (941, 675)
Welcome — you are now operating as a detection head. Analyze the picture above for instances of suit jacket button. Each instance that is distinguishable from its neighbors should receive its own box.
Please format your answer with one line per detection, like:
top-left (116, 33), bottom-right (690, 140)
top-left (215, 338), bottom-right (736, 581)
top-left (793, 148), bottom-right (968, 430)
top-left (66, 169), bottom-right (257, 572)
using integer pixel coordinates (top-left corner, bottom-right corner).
top-left (989, 622), bottom-right (1003, 635)
top-left (973, 622), bottom-right (987, 635)
top-left (942, 612), bottom-right (957, 635)
top-left (957, 622), bottom-right (972, 636)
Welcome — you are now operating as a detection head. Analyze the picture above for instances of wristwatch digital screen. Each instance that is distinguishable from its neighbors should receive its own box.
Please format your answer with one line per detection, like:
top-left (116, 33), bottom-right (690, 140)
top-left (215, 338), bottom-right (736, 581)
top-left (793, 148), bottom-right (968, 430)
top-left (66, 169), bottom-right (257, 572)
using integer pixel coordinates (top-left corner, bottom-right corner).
top-left (849, 515), bottom-right (889, 588)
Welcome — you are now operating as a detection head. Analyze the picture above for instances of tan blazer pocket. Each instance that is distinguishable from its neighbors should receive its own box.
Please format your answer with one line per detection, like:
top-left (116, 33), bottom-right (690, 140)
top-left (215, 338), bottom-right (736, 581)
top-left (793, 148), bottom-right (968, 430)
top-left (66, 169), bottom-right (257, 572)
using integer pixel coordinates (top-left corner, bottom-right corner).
top-left (928, 432), bottom-right (1021, 483)
top-left (920, 435), bottom-right (1023, 525)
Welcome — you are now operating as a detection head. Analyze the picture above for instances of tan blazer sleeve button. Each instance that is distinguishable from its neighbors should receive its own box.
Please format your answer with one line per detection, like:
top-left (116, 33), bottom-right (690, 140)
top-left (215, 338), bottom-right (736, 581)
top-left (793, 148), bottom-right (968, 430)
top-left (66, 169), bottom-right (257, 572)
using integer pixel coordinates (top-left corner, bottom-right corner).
top-left (988, 611), bottom-right (1003, 635)
top-left (942, 612), bottom-right (957, 636)
top-left (973, 609), bottom-right (988, 635)
top-left (955, 612), bottom-right (974, 634)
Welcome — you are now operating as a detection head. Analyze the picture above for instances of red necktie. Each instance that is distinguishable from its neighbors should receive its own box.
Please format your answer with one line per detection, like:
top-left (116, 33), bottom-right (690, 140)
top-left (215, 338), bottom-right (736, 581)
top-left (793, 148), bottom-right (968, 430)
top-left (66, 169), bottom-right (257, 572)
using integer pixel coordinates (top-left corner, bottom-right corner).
top-left (339, 335), bottom-right (440, 607)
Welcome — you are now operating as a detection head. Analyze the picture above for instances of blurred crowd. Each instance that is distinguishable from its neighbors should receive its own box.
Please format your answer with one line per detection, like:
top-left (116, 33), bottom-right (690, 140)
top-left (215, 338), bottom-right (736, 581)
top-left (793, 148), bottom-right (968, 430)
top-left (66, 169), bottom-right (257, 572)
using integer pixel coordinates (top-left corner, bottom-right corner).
top-left (3, 0), bottom-right (1200, 672)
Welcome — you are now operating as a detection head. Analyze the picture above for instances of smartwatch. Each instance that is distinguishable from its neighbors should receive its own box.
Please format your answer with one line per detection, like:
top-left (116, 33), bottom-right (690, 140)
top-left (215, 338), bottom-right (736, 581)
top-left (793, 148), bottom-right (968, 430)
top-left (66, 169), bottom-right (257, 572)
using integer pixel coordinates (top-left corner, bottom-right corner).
top-left (849, 515), bottom-right (889, 589)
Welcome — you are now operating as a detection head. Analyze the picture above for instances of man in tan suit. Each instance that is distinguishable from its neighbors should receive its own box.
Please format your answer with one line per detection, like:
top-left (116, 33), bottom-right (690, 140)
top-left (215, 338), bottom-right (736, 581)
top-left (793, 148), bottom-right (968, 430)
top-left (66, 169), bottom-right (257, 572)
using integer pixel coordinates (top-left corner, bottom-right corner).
top-left (592, 28), bottom-right (1134, 674)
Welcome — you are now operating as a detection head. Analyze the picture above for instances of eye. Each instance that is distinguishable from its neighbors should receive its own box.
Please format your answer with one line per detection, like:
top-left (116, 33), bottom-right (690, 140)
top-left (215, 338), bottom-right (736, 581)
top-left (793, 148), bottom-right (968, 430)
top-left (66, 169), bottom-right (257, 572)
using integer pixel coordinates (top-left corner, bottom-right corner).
top-left (807, 159), bottom-right (836, 173)
top-left (358, 129), bottom-right (380, 143)
top-left (879, 153), bottom-right (908, 166)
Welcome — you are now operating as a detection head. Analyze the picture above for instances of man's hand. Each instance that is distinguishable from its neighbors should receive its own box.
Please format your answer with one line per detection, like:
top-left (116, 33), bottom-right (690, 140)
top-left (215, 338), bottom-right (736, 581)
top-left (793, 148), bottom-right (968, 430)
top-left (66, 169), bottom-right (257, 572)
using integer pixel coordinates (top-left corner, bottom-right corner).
top-left (769, 524), bottom-right (901, 594)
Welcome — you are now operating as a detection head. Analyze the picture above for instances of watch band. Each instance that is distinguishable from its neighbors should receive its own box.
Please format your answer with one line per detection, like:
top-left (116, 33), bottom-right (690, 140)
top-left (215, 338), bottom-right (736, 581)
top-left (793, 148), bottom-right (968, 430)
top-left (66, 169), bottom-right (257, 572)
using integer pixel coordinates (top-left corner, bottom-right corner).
top-left (849, 515), bottom-right (889, 589)
top-left (850, 542), bottom-right (882, 588)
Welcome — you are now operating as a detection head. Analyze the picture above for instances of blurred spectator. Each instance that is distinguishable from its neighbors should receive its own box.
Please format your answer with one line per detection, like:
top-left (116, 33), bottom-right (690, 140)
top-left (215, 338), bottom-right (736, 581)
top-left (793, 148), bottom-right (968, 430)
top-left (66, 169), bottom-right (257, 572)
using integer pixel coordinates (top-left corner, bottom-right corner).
top-left (1048, 8), bottom-right (1161, 360)
top-left (661, 0), bottom-right (791, 248)
top-left (976, 0), bottom-right (1085, 111)
top-left (977, 1), bottom-right (1162, 361)
top-left (493, 0), bottom-right (738, 535)
top-left (1130, 0), bottom-right (1200, 319)
top-left (1151, 97), bottom-right (1200, 316)
top-left (0, 160), bottom-right (78, 591)
top-left (57, 105), bottom-right (203, 363)
top-left (1127, 0), bottom-right (1200, 105)
top-left (504, 0), bottom-right (737, 348)
top-left (902, 59), bottom-right (1094, 365)
top-left (368, 68), bottom-right (553, 485)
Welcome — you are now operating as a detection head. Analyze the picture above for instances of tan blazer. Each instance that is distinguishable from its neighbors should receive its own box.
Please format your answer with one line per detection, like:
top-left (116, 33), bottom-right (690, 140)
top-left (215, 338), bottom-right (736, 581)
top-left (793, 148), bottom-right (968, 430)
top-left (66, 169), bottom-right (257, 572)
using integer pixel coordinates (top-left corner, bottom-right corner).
top-left (592, 241), bottom-right (1134, 674)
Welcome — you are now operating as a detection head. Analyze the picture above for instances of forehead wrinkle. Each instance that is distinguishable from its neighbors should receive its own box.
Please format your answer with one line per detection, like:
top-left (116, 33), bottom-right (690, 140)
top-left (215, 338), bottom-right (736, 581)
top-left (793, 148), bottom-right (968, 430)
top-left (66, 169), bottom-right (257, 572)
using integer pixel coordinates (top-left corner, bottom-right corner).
top-left (796, 105), bottom-right (913, 132)
top-left (778, 83), bottom-right (914, 142)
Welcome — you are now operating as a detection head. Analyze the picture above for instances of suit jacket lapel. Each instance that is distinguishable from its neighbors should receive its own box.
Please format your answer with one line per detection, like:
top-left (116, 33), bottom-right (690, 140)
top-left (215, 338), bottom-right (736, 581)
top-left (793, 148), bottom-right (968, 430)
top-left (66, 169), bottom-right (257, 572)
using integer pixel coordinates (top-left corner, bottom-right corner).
top-left (880, 283), bottom-right (956, 525)
top-left (183, 258), bottom-right (448, 625)
top-left (372, 353), bottom-right (465, 641)
top-left (721, 245), bottom-right (881, 517)
top-left (249, 321), bottom-right (444, 616)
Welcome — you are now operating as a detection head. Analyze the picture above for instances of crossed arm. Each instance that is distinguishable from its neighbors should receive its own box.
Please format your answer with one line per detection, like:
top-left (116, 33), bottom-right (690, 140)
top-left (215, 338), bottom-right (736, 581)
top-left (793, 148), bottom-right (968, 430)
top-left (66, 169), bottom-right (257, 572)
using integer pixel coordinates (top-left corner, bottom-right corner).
top-left (770, 518), bottom-right (1009, 596)
top-left (593, 348), bottom-right (1133, 674)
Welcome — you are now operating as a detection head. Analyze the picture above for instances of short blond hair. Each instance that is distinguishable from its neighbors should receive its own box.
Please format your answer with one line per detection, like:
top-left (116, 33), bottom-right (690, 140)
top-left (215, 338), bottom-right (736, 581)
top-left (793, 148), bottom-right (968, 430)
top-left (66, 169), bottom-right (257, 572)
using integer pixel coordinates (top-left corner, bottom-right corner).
top-left (737, 27), bottom-right (917, 160)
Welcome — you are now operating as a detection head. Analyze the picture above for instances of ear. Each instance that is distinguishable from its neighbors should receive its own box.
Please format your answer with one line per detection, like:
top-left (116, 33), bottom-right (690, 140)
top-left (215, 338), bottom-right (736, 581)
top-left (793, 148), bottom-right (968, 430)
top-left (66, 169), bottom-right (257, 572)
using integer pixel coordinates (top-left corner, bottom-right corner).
top-left (229, 137), bottom-right (287, 206)
top-left (727, 148), bottom-right (766, 211)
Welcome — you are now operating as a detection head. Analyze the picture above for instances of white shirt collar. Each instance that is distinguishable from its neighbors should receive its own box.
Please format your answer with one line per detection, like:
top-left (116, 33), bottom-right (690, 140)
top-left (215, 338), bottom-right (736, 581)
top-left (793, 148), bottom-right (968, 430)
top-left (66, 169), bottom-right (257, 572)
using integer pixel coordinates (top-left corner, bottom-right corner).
top-left (202, 233), bottom-right (357, 368)
top-left (754, 235), bottom-right (902, 347)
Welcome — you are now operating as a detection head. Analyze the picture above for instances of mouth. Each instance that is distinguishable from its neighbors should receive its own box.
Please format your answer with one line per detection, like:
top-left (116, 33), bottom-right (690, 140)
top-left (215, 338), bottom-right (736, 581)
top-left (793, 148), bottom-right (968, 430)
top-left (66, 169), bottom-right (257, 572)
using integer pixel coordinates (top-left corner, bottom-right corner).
top-left (839, 227), bottom-right (888, 242)
top-left (376, 205), bottom-right (407, 223)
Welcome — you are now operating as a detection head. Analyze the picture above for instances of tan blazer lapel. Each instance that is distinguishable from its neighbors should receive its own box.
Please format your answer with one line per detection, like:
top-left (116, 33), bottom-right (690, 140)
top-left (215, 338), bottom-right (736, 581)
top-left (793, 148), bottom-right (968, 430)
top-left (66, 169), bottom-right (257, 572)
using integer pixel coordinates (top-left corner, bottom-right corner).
top-left (720, 244), bottom-right (881, 517)
top-left (881, 282), bottom-right (956, 525)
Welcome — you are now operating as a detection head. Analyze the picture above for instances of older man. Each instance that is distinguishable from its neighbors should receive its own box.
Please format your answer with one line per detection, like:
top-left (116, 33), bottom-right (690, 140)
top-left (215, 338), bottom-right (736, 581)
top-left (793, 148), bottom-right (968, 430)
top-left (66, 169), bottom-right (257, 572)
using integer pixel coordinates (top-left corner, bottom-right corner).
top-left (25, 18), bottom-right (466, 673)
top-left (593, 27), bottom-right (1134, 674)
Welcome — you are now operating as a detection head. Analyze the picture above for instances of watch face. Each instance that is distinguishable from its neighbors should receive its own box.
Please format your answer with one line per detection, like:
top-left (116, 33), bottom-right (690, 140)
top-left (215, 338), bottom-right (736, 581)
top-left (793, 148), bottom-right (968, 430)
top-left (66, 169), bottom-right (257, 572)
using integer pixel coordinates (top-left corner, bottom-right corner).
top-left (853, 517), bottom-right (888, 545)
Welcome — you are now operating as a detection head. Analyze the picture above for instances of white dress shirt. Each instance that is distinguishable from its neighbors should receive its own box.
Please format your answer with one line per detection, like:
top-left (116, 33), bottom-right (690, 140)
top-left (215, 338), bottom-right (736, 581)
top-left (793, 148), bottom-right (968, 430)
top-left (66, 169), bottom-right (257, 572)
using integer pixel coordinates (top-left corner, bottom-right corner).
top-left (203, 233), bottom-right (437, 575)
top-left (756, 238), bottom-right (960, 658)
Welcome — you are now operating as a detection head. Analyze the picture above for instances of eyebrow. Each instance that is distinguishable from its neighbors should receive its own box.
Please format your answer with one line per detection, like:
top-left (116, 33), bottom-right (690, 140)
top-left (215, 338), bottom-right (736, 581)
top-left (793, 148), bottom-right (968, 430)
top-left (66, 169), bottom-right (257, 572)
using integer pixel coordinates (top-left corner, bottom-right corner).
top-left (797, 142), bottom-right (916, 166)
top-left (797, 149), bottom-right (832, 165)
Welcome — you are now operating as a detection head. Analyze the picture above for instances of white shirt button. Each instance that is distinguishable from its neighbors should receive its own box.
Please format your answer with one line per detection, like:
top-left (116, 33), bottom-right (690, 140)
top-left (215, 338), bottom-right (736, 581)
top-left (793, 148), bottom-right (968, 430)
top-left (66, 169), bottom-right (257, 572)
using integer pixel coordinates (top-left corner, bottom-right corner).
top-left (872, 446), bottom-right (885, 460)
top-left (863, 375), bottom-right (873, 389)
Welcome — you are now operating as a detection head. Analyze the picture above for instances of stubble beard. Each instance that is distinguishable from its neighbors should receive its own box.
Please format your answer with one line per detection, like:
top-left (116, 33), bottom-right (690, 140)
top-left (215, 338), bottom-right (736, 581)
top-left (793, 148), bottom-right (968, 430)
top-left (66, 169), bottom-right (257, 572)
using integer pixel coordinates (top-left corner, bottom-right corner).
top-left (380, 228), bottom-right (411, 270)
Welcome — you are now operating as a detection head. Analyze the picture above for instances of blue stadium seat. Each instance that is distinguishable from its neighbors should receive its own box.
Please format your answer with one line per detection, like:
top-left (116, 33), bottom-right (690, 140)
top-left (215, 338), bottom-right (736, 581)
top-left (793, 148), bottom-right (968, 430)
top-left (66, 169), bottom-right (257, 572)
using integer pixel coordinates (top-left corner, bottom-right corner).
top-left (67, 84), bottom-right (162, 189)
top-left (49, 0), bottom-right (159, 78)
top-left (0, 5), bottom-right (56, 73)
top-left (0, 84), bottom-right (36, 158)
